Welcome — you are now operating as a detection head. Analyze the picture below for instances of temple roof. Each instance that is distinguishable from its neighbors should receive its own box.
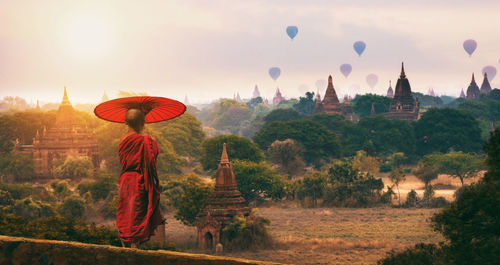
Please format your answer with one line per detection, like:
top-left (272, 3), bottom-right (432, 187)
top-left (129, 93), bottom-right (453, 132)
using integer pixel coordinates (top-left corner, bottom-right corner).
top-left (61, 86), bottom-right (71, 106)
top-left (387, 81), bottom-right (394, 98)
top-left (323, 75), bottom-right (340, 105)
top-left (393, 63), bottom-right (413, 99)
top-left (466, 73), bottom-right (480, 99)
top-left (480, 72), bottom-right (492, 93)
top-left (55, 87), bottom-right (78, 127)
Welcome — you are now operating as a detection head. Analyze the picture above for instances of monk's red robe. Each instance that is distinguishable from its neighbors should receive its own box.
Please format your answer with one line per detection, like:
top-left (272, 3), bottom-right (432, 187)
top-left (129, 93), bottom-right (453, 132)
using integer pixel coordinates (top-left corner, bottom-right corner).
top-left (117, 133), bottom-right (163, 243)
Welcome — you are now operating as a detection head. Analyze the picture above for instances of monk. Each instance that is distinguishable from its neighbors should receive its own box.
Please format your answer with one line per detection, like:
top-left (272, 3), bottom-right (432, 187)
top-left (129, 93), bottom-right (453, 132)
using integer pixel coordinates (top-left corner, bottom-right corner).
top-left (117, 109), bottom-right (164, 247)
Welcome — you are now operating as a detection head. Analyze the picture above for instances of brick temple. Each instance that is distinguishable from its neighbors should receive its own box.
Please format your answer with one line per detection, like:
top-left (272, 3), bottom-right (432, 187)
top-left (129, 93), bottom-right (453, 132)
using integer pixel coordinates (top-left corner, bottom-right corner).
top-left (466, 73), bottom-right (480, 99)
top-left (195, 144), bottom-right (251, 250)
top-left (314, 75), bottom-right (358, 121)
top-left (15, 87), bottom-right (99, 177)
top-left (383, 63), bottom-right (420, 122)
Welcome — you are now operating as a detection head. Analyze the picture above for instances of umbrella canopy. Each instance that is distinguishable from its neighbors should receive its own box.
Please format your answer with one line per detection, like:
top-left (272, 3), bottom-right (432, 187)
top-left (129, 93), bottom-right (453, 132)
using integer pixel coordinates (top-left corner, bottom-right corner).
top-left (94, 96), bottom-right (186, 123)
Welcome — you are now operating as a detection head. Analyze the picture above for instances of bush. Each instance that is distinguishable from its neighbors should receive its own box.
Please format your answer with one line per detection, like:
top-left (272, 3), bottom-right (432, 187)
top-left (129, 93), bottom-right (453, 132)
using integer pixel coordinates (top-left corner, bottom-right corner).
top-left (58, 195), bottom-right (86, 218)
top-left (221, 212), bottom-right (272, 251)
top-left (10, 197), bottom-right (56, 218)
top-left (377, 243), bottom-right (448, 265)
top-left (52, 156), bottom-right (93, 179)
top-left (51, 180), bottom-right (72, 198)
top-left (404, 190), bottom-right (419, 208)
top-left (379, 163), bottom-right (392, 173)
top-left (77, 176), bottom-right (116, 201)
top-left (428, 197), bottom-right (448, 208)
top-left (0, 211), bottom-right (121, 246)
top-left (0, 189), bottom-right (14, 206)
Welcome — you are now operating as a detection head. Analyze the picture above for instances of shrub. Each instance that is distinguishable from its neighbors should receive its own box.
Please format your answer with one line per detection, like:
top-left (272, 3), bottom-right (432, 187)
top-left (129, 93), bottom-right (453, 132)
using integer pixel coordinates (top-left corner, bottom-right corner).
top-left (379, 163), bottom-right (392, 173)
top-left (52, 156), bottom-right (93, 179)
top-left (221, 212), bottom-right (272, 251)
top-left (10, 197), bottom-right (56, 218)
top-left (77, 176), bottom-right (116, 201)
top-left (51, 180), bottom-right (72, 198)
top-left (0, 189), bottom-right (14, 206)
top-left (404, 190), bottom-right (419, 208)
top-left (377, 243), bottom-right (448, 265)
top-left (58, 195), bottom-right (86, 218)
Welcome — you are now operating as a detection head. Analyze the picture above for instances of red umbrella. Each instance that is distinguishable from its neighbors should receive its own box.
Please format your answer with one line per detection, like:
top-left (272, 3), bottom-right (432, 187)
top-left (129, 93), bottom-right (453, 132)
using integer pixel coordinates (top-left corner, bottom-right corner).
top-left (94, 96), bottom-right (186, 123)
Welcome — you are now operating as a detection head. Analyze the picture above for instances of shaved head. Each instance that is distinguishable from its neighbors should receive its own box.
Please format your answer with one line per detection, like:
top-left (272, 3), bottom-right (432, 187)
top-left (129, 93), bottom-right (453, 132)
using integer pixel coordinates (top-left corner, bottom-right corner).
top-left (125, 108), bottom-right (145, 133)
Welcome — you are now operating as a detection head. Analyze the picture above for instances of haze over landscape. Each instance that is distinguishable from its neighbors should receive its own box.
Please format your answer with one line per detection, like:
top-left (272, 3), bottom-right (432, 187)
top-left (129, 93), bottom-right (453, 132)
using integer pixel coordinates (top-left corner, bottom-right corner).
top-left (1, 0), bottom-right (499, 104)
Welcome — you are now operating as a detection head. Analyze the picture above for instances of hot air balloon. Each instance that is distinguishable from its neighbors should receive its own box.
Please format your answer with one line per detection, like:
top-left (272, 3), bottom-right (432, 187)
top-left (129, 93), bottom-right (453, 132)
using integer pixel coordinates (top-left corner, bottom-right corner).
top-left (286, 26), bottom-right (298, 40)
top-left (340, 64), bottom-right (352, 78)
top-left (353, 41), bottom-right (366, 57)
top-left (269, 67), bottom-right (281, 81)
top-left (315, 80), bottom-right (326, 90)
top-left (366, 74), bottom-right (378, 89)
top-left (482, 65), bottom-right (497, 81)
top-left (463, 39), bottom-right (477, 57)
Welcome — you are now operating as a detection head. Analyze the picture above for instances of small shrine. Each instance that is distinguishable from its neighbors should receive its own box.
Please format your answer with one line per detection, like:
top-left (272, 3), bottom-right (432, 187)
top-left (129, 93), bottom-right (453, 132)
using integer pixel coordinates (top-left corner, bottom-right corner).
top-left (195, 144), bottom-right (251, 250)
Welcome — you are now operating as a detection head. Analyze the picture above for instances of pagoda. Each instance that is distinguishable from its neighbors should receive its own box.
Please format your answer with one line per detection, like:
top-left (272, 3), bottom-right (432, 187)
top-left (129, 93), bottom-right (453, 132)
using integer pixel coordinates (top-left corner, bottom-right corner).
top-left (29, 87), bottom-right (99, 176)
top-left (386, 81), bottom-right (394, 98)
top-left (466, 73), bottom-right (480, 99)
top-left (195, 144), bottom-right (251, 250)
top-left (313, 75), bottom-right (341, 114)
top-left (272, 87), bottom-right (284, 105)
top-left (252, 85), bottom-right (261, 98)
top-left (460, 89), bottom-right (466, 98)
top-left (383, 63), bottom-right (420, 121)
top-left (480, 72), bottom-right (492, 94)
top-left (342, 95), bottom-right (355, 121)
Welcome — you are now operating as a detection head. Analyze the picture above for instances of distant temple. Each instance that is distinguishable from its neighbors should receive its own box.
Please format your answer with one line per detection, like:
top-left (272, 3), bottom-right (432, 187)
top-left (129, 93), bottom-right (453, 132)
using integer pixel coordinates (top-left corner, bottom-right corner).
top-left (383, 63), bottom-right (420, 122)
top-left (480, 72), bottom-right (492, 94)
top-left (272, 88), bottom-right (284, 105)
top-left (466, 73), bottom-right (480, 99)
top-left (427, 88), bottom-right (435, 97)
top-left (314, 75), bottom-right (342, 114)
top-left (252, 85), bottom-right (261, 98)
top-left (195, 144), bottom-right (251, 250)
top-left (341, 95), bottom-right (356, 121)
top-left (386, 81), bottom-right (394, 98)
top-left (15, 87), bottom-right (99, 177)
top-left (314, 75), bottom-right (357, 121)
top-left (460, 89), bottom-right (466, 98)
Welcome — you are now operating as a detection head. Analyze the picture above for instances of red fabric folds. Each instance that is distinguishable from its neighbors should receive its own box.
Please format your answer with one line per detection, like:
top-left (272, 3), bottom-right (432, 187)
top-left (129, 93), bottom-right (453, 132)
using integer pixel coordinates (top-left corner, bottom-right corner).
top-left (117, 133), bottom-right (163, 243)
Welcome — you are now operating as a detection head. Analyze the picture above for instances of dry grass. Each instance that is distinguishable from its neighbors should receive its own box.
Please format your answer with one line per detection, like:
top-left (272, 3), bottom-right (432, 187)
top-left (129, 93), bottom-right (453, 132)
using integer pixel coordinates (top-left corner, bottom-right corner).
top-left (163, 206), bottom-right (443, 265)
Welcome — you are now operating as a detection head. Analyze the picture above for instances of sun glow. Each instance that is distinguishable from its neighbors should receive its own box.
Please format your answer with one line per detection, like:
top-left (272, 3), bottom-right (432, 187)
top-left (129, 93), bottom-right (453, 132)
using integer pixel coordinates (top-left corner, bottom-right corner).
top-left (65, 15), bottom-right (111, 59)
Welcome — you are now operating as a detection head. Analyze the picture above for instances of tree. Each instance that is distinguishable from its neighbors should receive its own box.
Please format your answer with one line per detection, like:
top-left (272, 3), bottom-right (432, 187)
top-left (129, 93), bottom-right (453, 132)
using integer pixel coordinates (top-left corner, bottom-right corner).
top-left (352, 150), bottom-right (380, 176)
top-left (263, 108), bottom-right (303, 125)
top-left (246, 97), bottom-right (263, 111)
top-left (267, 139), bottom-right (305, 178)
top-left (58, 195), bottom-right (86, 219)
top-left (231, 160), bottom-right (285, 204)
top-left (200, 134), bottom-right (264, 171)
top-left (293, 92), bottom-right (316, 115)
top-left (432, 151), bottom-right (484, 186)
top-left (151, 112), bottom-right (205, 158)
top-left (254, 120), bottom-right (341, 166)
top-left (413, 92), bottom-right (444, 108)
top-left (168, 174), bottom-right (213, 226)
top-left (414, 108), bottom-right (482, 155)
top-left (358, 115), bottom-right (416, 156)
top-left (52, 156), bottom-right (93, 179)
top-left (298, 172), bottom-right (327, 207)
top-left (221, 212), bottom-right (272, 251)
top-left (389, 168), bottom-right (406, 205)
top-left (351, 94), bottom-right (391, 118)
top-left (412, 159), bottom-right (439, 189)
top-left (0, 153), bottom-right (35, 180)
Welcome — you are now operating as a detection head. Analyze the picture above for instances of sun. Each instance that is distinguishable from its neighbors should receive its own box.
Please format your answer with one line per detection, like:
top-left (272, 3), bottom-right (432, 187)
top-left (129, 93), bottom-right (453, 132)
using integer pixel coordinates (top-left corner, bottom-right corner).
top-left (65, 15), bottom-right (111, 59)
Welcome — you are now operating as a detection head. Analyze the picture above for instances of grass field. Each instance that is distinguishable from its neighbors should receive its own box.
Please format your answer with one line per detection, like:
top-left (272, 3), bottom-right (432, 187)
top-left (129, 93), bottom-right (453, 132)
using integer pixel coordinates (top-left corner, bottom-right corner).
top-left (161, 174), bottom-right (473, 265)
top-left (164, 206), bottom-right (444, 265)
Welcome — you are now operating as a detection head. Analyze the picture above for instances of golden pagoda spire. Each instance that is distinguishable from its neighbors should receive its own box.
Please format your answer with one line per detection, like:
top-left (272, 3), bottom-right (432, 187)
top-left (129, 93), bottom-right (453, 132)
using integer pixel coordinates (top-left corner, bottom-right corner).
top-left (61, 86), bottom-right (71, 105)
top-left (220, 143), bottom-right (229, 164)
top-left (400, 62), bottom-right (406, 78)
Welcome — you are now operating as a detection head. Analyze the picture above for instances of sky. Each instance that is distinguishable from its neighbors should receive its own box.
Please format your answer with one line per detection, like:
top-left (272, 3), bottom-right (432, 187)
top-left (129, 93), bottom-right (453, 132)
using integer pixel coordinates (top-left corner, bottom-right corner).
top-left (0, 0), bottom-right (499, 105)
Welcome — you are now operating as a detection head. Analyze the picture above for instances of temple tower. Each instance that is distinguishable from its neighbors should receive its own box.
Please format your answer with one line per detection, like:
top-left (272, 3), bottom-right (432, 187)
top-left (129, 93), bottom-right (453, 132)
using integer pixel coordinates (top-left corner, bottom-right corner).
top-left (383, 63), bottom-right (420, 121)
top-left (342, 95), bottom-right (355, 121)
top-left (196, 144), bottom-right (251, 250)
top-left (466, 73), bottom-right (480, 99)
top-left (252, 85), bottom-right (261, 98)
top-left (480, 72), bottom-right (492, 94)
top-left (272, 87), bottom-right (284, 105)
top-left (313, 75), bottom-right (341, 114)
top-left (386, 81), bottom-right (394, 98)
top-left (460, 89), bottom-right (466, 98)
